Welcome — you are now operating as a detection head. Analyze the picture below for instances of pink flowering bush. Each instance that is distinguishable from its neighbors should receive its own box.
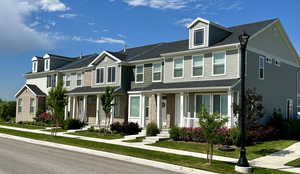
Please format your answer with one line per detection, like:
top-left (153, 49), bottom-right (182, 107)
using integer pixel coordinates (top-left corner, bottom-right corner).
top-left (34, 112), bottom-right (54, 123)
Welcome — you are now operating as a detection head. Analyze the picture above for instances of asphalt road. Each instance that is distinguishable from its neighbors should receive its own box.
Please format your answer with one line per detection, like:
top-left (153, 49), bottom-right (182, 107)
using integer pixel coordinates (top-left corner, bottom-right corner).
top-left (0, 137), bottom-right (179, 174)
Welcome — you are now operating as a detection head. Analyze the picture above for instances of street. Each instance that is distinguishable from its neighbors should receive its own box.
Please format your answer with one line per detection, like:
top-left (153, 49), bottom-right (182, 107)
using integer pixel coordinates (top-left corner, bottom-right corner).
top-left (0, 137), bottom-right (179, 174)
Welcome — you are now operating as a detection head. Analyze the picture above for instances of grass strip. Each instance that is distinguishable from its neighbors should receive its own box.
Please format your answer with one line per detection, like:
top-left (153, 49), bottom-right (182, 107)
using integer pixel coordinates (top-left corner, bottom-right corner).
top-left (0, 122), bottom-right (45, 130)
top-left (123, 137), bottom-right (145, 143)
top-left (285, 158), bottom-right (300, 167)
top-left (42, 128), bottom-right (66, 133)
top-left (68, 131), bottom-right (123, 140)
top-left (0, 128), bottom-right (292, 174)
top-left (152, 140), bottom-right (298, 160)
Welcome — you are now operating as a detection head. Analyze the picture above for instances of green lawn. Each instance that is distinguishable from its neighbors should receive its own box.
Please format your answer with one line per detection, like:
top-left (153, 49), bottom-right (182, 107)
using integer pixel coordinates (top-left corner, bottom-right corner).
top-left (0, 128), bottom-right (292, 174)
top-left (123, 137), bottom-right (145, 143)
top-left (42, 128), bottom-right (66, 133)
top-left (0, 122), bottom-right (45, 130)
top-left (152, 140), bottom-right (298, 160)
top-left (68, 130), bottom-right (123, 140)
top-left (286, 158), bottom-right (300, 167)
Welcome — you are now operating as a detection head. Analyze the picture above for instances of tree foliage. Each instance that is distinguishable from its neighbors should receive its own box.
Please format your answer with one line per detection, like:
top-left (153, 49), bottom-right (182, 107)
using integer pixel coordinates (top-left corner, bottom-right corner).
top-left (0, 99), bottom-right (16, 121)
top-left (197, 107), bottom-right (228, 164)
top-left (46, 80), bottom-right (67, 136)
top-left (100, 87), bottom-right (115, 132)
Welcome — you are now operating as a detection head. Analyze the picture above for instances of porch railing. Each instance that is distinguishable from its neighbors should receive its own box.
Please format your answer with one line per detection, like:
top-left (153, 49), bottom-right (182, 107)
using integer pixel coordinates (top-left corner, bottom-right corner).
top-left (183, 117), bottom-right (199, 128)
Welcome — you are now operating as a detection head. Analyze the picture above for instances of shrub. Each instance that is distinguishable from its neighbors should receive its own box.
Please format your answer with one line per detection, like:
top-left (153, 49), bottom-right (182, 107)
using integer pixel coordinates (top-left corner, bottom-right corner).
top-left (248, 125), bottom-right (280, 143)
top-left (146, 123), bottom-right (160, 136)
top-left (62, 119), bottom-right (85, 130)
top-left (110, 122), bottom-right (122, 133)
top-left (122, 122), bottom-right (142, 135)
top-left (34, 112), bottom-right (54, 123)
top-left (169, 126), bottom-right (180, 140)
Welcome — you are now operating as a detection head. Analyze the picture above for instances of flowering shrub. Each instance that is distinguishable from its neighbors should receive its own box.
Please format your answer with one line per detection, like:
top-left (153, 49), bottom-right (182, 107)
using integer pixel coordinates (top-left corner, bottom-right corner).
top-left (248, 125), bottom-right (280, 143)
top-left (34, 112), bottom-right (54, 123)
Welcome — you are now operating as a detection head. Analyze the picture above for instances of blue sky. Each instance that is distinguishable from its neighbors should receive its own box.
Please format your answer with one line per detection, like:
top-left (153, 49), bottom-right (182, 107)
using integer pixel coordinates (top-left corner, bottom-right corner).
top-left (1, 0), bottom-right (299, 100)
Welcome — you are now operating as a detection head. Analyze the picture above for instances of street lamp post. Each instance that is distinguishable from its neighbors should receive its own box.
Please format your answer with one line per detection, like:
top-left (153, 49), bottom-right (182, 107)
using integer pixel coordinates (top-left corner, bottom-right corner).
top-left (235, 32), bottom-right (252, 173)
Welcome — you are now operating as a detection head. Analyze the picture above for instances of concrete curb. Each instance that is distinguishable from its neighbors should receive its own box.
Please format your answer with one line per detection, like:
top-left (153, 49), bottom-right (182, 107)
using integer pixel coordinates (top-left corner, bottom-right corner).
top-left (0, 133), bottom-right (217, 174)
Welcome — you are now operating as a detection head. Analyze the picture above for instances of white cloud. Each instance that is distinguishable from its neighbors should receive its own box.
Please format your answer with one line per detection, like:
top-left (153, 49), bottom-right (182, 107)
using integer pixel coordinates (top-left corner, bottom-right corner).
top-left (117, 34), bottom-right (127, 38)
top-left (88, 22), bottom-right (96, 26)
top-left (29, 21), bottom-right (40, 28)
top-left (103, 29), bottom-right (109, 32)
top-left (176, 18), bottom-right (193, 27)
top-left (17, 0), bottom-right (69, 14)
top-left (59, 13), bottom-right (78, 19)
top-left (72, 36), bottom-right (126, 45)
top-left (123, 0), bottom-right (187, 9)
top-left (0, 0), bottom-right (54, 54)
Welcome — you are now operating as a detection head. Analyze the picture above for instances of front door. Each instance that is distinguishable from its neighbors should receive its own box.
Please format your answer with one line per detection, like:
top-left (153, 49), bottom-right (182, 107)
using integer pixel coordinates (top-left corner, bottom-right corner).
top-left (161, 97), bottom-right (168, 128)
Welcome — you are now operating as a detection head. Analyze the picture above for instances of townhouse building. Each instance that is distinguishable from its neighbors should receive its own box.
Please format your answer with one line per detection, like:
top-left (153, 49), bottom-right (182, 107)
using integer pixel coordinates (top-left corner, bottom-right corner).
top-left (15, 18), bottom-right (300, 129)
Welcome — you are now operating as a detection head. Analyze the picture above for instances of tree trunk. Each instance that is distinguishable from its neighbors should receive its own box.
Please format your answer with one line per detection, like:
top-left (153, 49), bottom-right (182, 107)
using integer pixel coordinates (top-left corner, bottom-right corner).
top-left (209, 143), bottom-right (213, 164)
top-left (206, 142), bottom-right (209, 161)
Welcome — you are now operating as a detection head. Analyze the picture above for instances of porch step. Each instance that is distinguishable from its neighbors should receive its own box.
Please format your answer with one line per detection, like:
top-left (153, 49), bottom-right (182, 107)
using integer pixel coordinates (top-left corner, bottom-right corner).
top-left (123, 129), bottom-right (146, 141)
top-left (157, 129), bottom-right (170, 138)
top-left (142, 136), bottom-right (169, 144)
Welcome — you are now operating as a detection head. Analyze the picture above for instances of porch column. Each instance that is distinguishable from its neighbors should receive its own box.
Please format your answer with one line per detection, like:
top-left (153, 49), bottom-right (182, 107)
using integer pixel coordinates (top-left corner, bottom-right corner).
top-left (141, 95), bottom-right (145, 128)
top-left (156, 93), bottom-right (161, 128)
top-left (72, 96), bottom-right (76, 119)
top-left (149, 94), bottom-right (157, 124)
top-left (96, 95), bottom-right (100, 126)
top-left (64, 96), bottom-right (68, 120)
top-left (180, 92), bottom-right (184, 127)
top-left (227, 91), bottom-right (233, 128)
top-left (83, 95), bottom-right (88, 122)
top-left (110, 99), bottom-right (114, 125)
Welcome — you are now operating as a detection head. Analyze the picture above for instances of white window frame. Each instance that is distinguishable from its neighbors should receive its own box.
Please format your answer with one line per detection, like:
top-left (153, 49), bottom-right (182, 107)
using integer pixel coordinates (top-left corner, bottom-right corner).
top-left (107, 66), bottom-right (116, 84)
top-left (173, 57), bottom-right (184, 79)
top-left (76, 72), bottom-right (83, 87)
top-left (194, 93), bottom-right (212, 116)
top-left (212, 51), bottom-right (226, 76)
top-left (95, 67), bottom-right (105, 84)
top-left (152, 62), bottom-right (162, 82)
top-left (18, 98), bottom-right (22, 113)
top-left (274, 59), bottom-right (281, 67)
top-left (128, 95), bottom-right (142, 118)
top-left (191, 54), bottom-right (204, 77)
top-left (29, 98), bottom-right (35, 113)
top-left (32, 61), bottom-right (38, 72)
top-left (191, 27), bottom-right (206, 49)
top-left (135, 64), bottom-right (144, 83)
top-left (259, 56), bottom-right (265, 80)
top-left (44, 59), bottom-right (50, 71)
top-left (65, 73), bottom-right (71, 87)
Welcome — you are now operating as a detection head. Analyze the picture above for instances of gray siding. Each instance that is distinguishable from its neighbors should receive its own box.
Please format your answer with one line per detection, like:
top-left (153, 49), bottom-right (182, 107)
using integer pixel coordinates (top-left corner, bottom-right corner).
top-left (189, 21), bottom-right (209, 48)
top-left (164, 49), bottom-right (239, 83)
top-left (209, 25), bottom-right (231, 46)
top-left (245, 50), bottom-right (298, 118)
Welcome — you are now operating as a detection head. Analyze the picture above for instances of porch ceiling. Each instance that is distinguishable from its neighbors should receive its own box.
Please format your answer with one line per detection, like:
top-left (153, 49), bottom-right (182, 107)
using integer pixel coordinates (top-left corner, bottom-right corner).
top-left (66, 86), bottom-right (125, 95)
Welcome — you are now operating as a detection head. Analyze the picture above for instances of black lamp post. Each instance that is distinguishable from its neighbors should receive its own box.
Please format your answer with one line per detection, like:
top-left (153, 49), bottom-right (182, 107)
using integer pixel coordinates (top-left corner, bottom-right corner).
top-left (236, 32), bottom-right (251, 172)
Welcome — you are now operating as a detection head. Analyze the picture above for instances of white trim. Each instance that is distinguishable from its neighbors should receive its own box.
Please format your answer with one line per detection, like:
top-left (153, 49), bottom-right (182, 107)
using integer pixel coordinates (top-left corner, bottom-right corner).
top-left (191, 54), bottom-right (204, 77)
top-left (156, 93), bottom-right (161, 128)
top-left (128, 94), bottom-right (142, 119)
top-left (190, 27), bottom-right (206, 49)
top-left (95, 67), bottom-right (105, 84)
top-left (107, 65), bottom-right (117, 84)
top-left (212, 51), bottom-right (226, 76)
top-left (249, 19), bottom-right (278, 41)
top-left (76, 72), bottom-right (83, 87)
top-left (179, 92), bottom-right (184, 127)
top-left (194, 93), bottom-right (211, 116)
top-left (88, 51), bottom-right (122, 67)
top-left (135, 64), bottom-right (144, 83)
top-left (44, 59), bottom-right (50, 71)
top-left (152, 62), bottom-right (162, 82)
top-left (43, 54), bottom-right (50, 59)
top-left (15, 84), bottom-right (44, 98)
top-left (274, 59), bottom-right (281, 67)
top-left (187, 17), bottom-right (231, 32)
top-left (161, 43), bottom-right (240, 57)
top-left (129, 57), bottom-right (163, 64)
top-left (172, 57), bottom-right (184, 79)
top-left (65, 73), bottom-right (71, 87)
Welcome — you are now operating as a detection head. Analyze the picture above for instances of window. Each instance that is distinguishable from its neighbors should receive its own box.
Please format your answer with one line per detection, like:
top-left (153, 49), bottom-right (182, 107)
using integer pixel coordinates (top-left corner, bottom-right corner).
top-left (274, 59), bottom-right (281, 67)
top-left (52, 74), bottom-right (57, 87)
top-left (173, 58), bottom-right (184, 78)
top-left (32, 61), bottom-right (37, 72)
top-left (195, 95), bottom-right (211, 115)
top-left (259, 56), bottom-right (265, 79)
top-left (113, 97), bottom-right (121, 118)
top-left (47, 75), bottom-right (52, 88)
top-left (130, 96), bottom-right (140, 117)
top-left (152, 63), bottom-right (162, 82)
top-left (213, 94), bottom-right (228, 116)
top-left (144, 96), bottom-right (150, 119)
top-left (135, 65), bottom-right (144, 83)
top-left (266, 57), bottom-right (272, 64)
top-left (213, 52), bottom-right (225, 75)
top-left (107, 66), bottom-right (116, 83)
top-left (287, 99), bottom-right (293, 120)
top-left (77, 73), bottom-right (82, 86)
top-left (18, 99), bottom-right (22, 113)
top-left (192, 55), bottom-right (204, 77)
top-left (194, 28), bottom-right (204, 46)
top-left (45, 59), bottom-right (50, 71)
top-left (30, 98), bottom-right (35, 113)
top-left (65, 74), bottom-right (71, 87)
top-left (96, 68), bottom-right (104, 84)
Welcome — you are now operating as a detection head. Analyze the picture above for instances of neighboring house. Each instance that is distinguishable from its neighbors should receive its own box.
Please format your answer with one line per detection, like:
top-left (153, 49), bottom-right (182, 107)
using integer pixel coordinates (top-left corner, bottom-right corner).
top-left (15, 18), bottom-right (300, 129)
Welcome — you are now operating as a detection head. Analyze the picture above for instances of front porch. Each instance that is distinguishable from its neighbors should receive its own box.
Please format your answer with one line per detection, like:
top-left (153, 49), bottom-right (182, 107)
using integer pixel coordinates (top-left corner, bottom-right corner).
top-left (128, 88), bottom-right (238, 129)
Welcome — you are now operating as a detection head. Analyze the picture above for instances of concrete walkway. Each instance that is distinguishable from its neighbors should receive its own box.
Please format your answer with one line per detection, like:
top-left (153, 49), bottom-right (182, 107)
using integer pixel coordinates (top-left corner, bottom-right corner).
top-left (251, 142), bottom-right (300, 173)
top-left (1, 125), bottom-right (300, 173)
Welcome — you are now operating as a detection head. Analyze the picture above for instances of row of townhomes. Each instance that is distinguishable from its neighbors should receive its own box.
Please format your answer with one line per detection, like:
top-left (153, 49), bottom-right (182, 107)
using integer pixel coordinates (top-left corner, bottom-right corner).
top-left (15, 18), bottom-right (300, 129)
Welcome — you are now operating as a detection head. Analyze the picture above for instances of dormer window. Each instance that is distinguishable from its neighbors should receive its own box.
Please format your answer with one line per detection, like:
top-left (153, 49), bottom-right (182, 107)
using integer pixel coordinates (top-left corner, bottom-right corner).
top-left (32, 61), bottom-right (38, 73)
top-left (44, 59), bottom-right (50, 71)
top-left (194, 29), bottom-right (204, 46)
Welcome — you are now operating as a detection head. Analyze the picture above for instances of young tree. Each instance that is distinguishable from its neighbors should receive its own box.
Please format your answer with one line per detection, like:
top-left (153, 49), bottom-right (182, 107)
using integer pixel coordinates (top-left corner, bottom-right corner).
top-left (47, 80), bottom-right (67, 136)
top-left (197, 107), bottom-right (228, 165)
top-left (100, 87), bottom-right (115, 133)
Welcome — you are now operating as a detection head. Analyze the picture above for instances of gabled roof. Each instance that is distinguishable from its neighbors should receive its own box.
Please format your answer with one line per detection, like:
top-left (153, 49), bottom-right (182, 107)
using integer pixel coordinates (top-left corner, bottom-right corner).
top-left (15, 84), bottom-right (46, 97)
top-left (88, 51), bottom-right (122, 67)
top-left (57, 54), bottom-right (98, 70)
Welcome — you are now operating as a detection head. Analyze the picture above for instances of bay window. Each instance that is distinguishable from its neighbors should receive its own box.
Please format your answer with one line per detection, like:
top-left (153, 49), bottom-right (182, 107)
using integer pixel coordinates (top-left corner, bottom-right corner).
top-left (135, 65), bottom-right (144, 83)
top-left (213, 52), bottom-right (225, 75)
top-left (130, 96), bottom-right (141, 117)
top-left (152, 63), bottom-right (162, 82)
top-left (192, 55), bottom-right (204, 77)
top-left (173, 58), bottom-right (184, 78)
